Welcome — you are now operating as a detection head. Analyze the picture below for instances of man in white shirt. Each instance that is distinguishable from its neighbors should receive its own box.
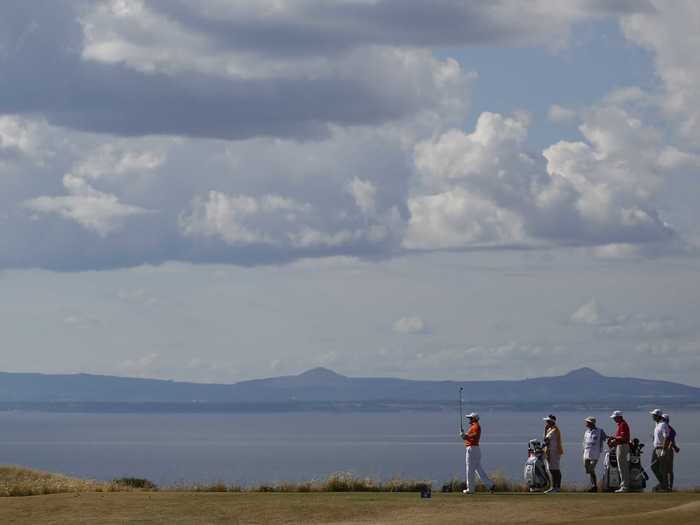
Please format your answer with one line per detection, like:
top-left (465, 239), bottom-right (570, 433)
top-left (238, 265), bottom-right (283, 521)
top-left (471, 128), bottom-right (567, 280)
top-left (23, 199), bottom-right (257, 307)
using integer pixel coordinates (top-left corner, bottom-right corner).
top-left (582, 416), bottom-right (605, 492)
top-left (650, 408), bottom-right (671, 491)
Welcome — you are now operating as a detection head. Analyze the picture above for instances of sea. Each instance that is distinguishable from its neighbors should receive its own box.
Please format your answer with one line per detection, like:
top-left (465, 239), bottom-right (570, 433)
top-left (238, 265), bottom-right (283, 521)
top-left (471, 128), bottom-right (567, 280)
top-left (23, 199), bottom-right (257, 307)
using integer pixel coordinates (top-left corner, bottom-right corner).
top-left (1, 409), bottom-right (698, 488)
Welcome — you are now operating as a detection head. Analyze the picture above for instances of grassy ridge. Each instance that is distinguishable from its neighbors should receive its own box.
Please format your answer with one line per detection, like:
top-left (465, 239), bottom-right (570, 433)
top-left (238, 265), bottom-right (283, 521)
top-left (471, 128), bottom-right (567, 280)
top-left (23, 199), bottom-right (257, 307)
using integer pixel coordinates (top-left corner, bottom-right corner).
top-left (0, 466), bottom-right (128, 497)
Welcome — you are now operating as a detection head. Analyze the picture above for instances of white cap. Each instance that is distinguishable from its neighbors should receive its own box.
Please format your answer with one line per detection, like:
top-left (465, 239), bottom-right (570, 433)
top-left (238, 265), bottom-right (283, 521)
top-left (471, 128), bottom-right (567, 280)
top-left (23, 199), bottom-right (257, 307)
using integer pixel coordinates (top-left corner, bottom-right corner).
top-left (543, 416), bottom-right (556, 423)
top-left (649, 408), bottom-right (663, 417)
top-left (464, 412), bottom-right (479, 420)
top-left (610, 410), bottom-right (624, 419)
top-left (585, 416), bottom-right (596, 424)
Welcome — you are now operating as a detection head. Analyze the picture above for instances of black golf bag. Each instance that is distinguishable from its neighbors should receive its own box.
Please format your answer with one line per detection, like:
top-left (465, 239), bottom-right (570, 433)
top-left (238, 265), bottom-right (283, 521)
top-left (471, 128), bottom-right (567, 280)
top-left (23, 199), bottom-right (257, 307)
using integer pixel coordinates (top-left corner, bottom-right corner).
top-left (629, 438), bottom-right (649, 491)
top-left (602, 438), bottom-right (649, 492)
top-left (524, 439), bottom-right (549, 492)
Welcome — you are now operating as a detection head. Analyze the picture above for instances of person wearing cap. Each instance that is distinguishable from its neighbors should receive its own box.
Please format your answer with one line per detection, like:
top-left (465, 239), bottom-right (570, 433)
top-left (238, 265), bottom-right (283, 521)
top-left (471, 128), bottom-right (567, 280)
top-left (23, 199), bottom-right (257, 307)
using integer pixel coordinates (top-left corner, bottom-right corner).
top-left (460, 412), bottom-right (496, 494)
top-left (662, 414), bottom-right (679, 490)
top-left (649, 408), bottom-right (672, 491)
top-left (582, 416), bottom-right (606, 492)
top-left (610, 410), bottom-right (631, 493)
top-left (542, 415), bottom-right (564, 494)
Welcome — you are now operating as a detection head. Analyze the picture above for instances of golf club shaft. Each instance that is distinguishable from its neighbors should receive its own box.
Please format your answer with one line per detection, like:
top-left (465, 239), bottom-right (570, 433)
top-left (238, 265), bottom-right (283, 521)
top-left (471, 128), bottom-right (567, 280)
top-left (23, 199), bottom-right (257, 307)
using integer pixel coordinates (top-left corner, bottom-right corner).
top-left (459, 387), bottom-right (464, 433)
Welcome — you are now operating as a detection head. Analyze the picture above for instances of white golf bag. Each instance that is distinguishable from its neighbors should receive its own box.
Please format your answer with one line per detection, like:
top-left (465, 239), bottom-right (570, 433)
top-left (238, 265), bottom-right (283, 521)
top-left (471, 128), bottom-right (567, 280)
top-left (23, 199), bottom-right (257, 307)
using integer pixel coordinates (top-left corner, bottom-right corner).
top-left (601, 445), bottom-right (621, 492)
top-left (524, 439), bottom-right (549, 492)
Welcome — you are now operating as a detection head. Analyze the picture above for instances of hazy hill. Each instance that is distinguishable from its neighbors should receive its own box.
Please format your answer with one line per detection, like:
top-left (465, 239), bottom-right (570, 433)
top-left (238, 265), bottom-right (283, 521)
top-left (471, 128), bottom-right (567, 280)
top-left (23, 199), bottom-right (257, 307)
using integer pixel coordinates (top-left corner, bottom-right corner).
top-left (0, 367), bottom-right (699, 409)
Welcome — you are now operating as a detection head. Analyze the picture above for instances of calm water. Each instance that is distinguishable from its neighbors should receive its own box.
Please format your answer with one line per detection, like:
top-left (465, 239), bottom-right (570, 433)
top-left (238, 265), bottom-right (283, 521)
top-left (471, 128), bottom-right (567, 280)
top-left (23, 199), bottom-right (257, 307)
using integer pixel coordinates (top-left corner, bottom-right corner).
top-left (1, 410), bottom-right (698, 487)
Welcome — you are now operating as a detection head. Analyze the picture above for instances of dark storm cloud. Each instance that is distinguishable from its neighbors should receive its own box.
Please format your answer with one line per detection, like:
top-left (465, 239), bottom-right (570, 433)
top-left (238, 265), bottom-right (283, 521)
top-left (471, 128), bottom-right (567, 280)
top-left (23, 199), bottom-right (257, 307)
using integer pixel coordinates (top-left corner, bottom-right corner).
top-left (0, 2), bottom-right (419, 140)
top-left (0, 1), bottom-right (651, 141)
top-left (149, 0), bottom-right (654, 55)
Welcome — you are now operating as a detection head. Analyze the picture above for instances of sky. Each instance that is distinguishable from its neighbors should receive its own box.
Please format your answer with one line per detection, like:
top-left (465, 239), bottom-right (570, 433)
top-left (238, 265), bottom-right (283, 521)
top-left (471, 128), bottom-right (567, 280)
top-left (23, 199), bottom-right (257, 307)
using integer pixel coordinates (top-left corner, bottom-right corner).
top-left (1, 1), bottom-right (699, 386)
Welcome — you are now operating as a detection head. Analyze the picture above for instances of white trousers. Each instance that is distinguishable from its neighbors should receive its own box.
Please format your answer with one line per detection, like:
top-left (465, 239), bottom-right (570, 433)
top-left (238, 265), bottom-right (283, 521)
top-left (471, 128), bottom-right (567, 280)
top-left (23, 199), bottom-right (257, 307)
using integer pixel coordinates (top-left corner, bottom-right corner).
top-left (465, 446), bottom-right (493, 492)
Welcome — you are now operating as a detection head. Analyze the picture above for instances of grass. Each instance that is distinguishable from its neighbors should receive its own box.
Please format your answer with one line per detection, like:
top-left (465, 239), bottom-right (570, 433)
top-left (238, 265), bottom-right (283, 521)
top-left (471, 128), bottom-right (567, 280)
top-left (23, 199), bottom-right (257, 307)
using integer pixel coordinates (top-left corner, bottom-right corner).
top-left (0, 465), bottom-right (128, 497)
top-left (1, 466), bottom-right (700, 523)
top-left (173, 472), bottom-right (431, 493)
top-left (0, 491), bottom-right (699, 524)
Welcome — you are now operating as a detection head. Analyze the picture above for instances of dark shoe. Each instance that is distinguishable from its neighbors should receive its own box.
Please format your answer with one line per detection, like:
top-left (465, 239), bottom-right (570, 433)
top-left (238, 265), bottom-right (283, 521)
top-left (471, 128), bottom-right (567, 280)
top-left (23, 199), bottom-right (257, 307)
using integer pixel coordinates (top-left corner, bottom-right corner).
top-left (488, 485), bottom-right (496, 494)
top-left (586, 486), bottom-right (597, 493)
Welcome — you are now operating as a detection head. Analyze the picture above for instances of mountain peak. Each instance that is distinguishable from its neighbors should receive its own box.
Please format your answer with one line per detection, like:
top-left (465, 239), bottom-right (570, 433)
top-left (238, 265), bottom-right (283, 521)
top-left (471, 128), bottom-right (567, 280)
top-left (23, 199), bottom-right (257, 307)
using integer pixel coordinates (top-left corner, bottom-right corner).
top-left (298, 367), bottom-right (345, 380)
top-left (565, 367), bottom-right (603, 379)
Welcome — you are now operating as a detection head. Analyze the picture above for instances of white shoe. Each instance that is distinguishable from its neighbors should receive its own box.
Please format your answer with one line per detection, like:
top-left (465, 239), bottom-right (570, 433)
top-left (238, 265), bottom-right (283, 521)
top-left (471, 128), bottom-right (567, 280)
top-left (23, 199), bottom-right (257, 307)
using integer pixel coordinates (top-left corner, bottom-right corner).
top-left (462, 489), bottom-right (473, 494)
top-left (615, 487), bottom-right (629, 493)
top-left (544, 488), bottom-right (560, 494)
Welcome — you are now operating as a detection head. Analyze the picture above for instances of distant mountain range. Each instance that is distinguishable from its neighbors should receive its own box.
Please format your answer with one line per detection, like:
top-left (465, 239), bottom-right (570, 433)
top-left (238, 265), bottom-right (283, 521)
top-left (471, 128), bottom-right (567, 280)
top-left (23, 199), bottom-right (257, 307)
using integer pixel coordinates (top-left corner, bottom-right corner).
top-left (0, 367), bottom-right (699, 411)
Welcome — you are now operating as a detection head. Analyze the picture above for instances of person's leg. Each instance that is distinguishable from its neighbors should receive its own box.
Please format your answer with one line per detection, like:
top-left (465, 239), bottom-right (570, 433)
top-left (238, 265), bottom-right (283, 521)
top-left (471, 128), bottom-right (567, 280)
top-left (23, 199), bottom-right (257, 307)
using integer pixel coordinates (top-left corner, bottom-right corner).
top-left (661, 449), bottom-right (673, 490)
top-left (545, 454), bottom-right (553, 489)
top-left (465, 447), bottom-right (476, 493)
top-left (546, 453), bottom-right (561, 492)
top-left (472, 447), bottom-right (494, 489)
top-left (616, 444), bottom-right (630, 490)
top-left (585, 459), bottom-right (598, 490)
top-left (667, 449), bottom-right (675, 490)
top-left (651, 448), bottom-right (664, 488)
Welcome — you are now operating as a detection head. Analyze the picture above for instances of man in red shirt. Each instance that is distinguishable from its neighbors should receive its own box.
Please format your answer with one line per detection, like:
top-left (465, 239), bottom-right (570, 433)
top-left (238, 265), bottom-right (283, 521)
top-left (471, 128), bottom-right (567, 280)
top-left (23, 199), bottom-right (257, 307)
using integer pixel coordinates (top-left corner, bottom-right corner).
top-left (460, 412), bottom-right (496, 494)
top-left (610, 410), bottom-right (631, 493)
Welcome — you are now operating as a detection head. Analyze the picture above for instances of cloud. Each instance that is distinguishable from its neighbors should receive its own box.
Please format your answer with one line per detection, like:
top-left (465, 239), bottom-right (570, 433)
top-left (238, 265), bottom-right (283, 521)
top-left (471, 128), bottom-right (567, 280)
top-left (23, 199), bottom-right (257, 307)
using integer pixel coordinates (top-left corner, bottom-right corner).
top-left (548, 104), bottom-right (577, 123)
top-left (0, 1), bottom-right (694, 271)
top-left (0, 2), bottom-right (473, 141)
top-left (0, 1), bottom-right (653, 141)
top-left (570, 299), bottom-right (606, 326)
top-left (393, 316), bottom-right (427, 334)
top-left (0, 116), bottom-right (36, 156)
top-left (570, 298), bottom-right (682, 339)
top-left (621, 1), bottom-right (700, 146)
top-left (24, 174), bottom-right (151, 237)
top-left (116, 288), bottom-right (158, 306)
top-left (656, 146), bottom-right (700, 170)
top-left (348, 178), bottom-right (378, 216)
top-left (405, 102), bottom-right (677, 252)
top-left (118, 352), bottom-right (160, 377)
top-left (63, 314), bottom-right (102, 329)
top-left (180, 191), bottom-right (311, 246)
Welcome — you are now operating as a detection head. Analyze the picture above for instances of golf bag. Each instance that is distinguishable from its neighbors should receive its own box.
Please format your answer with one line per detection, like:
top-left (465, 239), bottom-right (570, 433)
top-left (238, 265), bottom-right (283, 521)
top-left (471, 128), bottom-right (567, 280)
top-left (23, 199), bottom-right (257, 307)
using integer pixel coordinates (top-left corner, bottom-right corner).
top-left (602, 439), bottom-right (649, 492)
top-left (601, 444), bottom-right (621, 492)
top-left (629, 438), bottom-right (649, 491)
top-left (524, 439), bottom-right (549, 492)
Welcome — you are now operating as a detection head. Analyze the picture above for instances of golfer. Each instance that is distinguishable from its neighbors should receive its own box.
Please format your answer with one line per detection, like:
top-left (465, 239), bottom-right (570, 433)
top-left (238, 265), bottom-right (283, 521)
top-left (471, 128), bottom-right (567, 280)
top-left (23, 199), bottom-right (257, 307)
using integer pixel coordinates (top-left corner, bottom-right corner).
top-left (460, 412), bottom-right (496, 494)
top-left (663, 414), bottom-right (678, 490)
top-left (610, 410), bottom-right (631, 493)
top-left (650, 408), bottom-right (672, 491)
top-left (582, 416), bottom-right (606, 492)
top-left (543, 415), bottom-right (564, 494)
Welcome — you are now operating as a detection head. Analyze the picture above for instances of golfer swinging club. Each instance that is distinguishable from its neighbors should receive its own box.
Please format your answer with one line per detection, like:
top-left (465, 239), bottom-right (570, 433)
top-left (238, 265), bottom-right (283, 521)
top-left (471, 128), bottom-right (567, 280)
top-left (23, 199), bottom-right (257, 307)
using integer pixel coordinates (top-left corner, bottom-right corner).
top-left (460, 412), bottom-right (496, 494)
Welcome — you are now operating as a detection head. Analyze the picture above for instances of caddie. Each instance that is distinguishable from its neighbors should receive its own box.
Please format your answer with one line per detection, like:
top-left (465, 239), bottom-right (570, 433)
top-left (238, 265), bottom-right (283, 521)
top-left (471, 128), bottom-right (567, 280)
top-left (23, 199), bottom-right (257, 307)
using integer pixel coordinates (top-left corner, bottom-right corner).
top-left (582, 416), bottom-right (606, 492)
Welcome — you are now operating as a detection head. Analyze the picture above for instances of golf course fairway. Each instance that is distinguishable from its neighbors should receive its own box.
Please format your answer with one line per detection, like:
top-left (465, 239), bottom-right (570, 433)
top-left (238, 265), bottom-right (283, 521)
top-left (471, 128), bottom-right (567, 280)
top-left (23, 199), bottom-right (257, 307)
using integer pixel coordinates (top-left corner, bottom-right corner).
top-left (1, 492), bottom-right (699, 524)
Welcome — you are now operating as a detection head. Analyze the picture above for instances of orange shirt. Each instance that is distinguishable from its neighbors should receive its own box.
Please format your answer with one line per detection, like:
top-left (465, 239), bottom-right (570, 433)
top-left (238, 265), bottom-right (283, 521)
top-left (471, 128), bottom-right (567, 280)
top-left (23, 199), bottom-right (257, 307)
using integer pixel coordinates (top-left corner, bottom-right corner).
top-left (463, 421), bottom-right (481, 447)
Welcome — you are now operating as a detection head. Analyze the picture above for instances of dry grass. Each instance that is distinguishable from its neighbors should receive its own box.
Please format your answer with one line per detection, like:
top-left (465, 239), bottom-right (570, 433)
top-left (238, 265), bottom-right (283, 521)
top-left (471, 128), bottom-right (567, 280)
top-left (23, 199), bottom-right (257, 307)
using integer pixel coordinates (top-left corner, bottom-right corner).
top-left (0, 491), bottom-right (699, 525)
top-left (172, 472), bottom-right (431, 493)
top-left (0, 465), bottom-right (128, 497)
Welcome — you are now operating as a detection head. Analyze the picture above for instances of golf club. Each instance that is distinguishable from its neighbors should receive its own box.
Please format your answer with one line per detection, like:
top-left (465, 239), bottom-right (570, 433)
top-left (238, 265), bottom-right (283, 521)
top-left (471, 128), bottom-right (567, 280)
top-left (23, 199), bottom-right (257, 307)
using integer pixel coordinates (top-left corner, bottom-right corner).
top-left (459, 386), bottom-right (464, 433)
